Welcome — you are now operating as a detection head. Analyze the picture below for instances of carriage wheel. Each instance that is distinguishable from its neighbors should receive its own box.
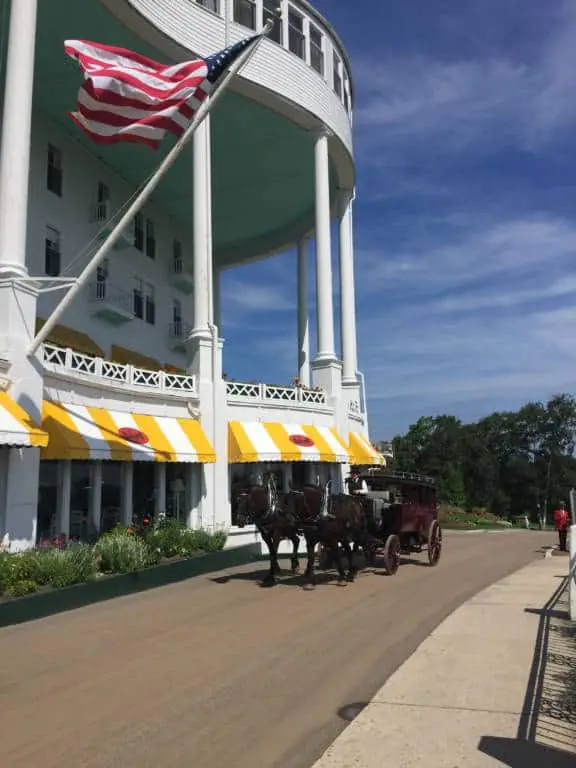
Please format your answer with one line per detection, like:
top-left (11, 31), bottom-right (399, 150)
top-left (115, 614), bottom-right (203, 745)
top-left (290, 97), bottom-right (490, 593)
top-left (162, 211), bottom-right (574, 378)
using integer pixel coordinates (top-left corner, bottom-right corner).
top-left (427, 520), bottom-right (442, 567)
top-left (383, 535), bottom-right (401, 576)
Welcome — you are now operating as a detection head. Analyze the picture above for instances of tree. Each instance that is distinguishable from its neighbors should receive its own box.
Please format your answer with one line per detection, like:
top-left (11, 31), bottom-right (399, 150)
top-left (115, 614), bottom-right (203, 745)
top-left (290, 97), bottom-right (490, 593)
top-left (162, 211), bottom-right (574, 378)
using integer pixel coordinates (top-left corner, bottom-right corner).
top-left (386, 393), bottom-right (576, 517)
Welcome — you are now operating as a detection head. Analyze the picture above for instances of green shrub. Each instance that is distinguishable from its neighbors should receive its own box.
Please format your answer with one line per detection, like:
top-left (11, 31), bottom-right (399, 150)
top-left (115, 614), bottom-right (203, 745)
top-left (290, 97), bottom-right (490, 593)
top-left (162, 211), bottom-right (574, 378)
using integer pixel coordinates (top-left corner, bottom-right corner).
top-left (94, 530), bottom-right (156, 574)
top-left (145, 517), bottom-right (188, 559)
top-left (143, 519), bottom-right (228, 558)
top-left (32, 544), bottom-right (97, 589)
top-left (4, 579), bottom-right (39, 598)
top-left (0, 550), bottom-right (39, 593)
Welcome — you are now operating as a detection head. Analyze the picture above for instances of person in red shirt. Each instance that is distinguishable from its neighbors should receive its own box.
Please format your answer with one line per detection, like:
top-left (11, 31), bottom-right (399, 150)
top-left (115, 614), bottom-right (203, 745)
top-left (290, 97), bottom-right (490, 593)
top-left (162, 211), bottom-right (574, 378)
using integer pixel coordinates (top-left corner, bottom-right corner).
top-left (553, 501), bottom-right (570, 552)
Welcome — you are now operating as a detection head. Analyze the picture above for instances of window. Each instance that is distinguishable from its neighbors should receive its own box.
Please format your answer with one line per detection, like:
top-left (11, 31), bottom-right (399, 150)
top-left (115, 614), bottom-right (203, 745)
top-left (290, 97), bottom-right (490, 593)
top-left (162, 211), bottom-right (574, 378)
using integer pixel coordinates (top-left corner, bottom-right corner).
top-left (288, 7), bottom-right (305, 59)
top-left (173, 239), bottom-right (183, 273)
top-left (134, 213), bottom-right (144, 252)
top-left (195, 0), bottom-right (219, 12)
top-left (145, 218), bottom-right (155, 259)
top-left (343, 80), bottom-right (351, 113)
top-left (263, 0), bottom-right (282, 44)
top-left (173, 298), bottom-right (182, 334)
top-left (95, 259), bottom-right (108, 299)
top-left (234, 0), bottom-right (256, 29)
top-left (45, 226), bottom-right (61, 276)
top-left (133, 278), bottom-right (144, 319)
top-left (333, 51), bottom-right (342, 99)
top-left (47, 144), bottom-right (62, 197)
top-left (309, 25), bottom-right (324, 75)
top-left (145, 282), bottom-right (155, 325)
top-left (96, 182), bottom-right (109, 220)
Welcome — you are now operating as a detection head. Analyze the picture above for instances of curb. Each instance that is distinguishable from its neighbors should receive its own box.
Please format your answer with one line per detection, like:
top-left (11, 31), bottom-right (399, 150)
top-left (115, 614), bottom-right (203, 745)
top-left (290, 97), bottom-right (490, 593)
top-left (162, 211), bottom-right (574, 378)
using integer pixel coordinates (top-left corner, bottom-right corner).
top-left (0, 543), bottom-right (261, 628)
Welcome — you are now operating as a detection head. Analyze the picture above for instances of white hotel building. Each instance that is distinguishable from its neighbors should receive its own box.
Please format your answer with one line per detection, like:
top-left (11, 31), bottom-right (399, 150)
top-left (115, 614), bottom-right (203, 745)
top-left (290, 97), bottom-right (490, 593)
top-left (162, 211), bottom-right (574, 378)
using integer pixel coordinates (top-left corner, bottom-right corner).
top-left (0, 0), bottom-right (381, 551)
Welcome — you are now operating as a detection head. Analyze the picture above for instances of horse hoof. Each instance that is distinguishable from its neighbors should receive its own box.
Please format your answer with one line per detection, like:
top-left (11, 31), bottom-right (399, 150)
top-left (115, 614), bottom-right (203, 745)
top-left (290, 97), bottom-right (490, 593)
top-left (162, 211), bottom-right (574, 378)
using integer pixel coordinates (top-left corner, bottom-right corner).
top-left (346, 574), bottom-right (356, 583)
top-left (261, 577), bottom-right (276, 588)
top-left (291, 566), bottom-right (301, 575)
top-left (337, 580), bottom-right (348, 587)
top-left (303, 583), bottom-right (315, 591)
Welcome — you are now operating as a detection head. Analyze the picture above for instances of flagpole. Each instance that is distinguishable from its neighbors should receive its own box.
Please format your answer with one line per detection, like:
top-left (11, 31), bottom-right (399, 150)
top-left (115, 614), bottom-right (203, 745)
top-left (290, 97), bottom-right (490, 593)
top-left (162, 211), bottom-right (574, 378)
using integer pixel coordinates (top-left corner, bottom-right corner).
top-left (26, 22), bottom-right (274, 359)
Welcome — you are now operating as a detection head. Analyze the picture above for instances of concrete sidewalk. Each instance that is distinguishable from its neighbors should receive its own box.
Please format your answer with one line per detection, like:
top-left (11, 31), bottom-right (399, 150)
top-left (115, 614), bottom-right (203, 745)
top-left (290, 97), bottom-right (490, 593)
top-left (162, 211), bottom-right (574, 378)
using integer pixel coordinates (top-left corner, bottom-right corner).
top-left (312, 556), bottom-right (575, 767)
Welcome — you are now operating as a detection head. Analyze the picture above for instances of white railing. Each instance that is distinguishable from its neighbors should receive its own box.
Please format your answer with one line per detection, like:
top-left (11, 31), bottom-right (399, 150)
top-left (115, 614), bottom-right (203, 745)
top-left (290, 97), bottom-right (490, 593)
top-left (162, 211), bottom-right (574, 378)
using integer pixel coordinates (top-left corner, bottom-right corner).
top-left (193, 0), bottom-right (352, 115)
top-left (89, 281), bottom-right (133, 314)
top-left (171, 256), bottom-right (192, 276)
top-left (168, 321), bottom-right (193, 340)
top-left (348, 399), bottom-right (365, 422)
top-left (225, 380), bottom-right (328, 407)
top-left (42, 343), bottom-right (197, 396)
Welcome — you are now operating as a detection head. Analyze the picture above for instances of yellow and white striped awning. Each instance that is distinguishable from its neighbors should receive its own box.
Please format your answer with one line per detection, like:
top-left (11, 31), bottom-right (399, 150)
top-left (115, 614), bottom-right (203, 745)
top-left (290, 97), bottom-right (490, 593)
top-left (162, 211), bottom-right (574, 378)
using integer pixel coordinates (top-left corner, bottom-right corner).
top-left (229, 421), bottom-right (350, 463)
top-left (349, 432), bottom-right (386, 466)
top-left (41, 401), bottom-right (215, 462)
top-left (0, 392), bottom-right (48, 448)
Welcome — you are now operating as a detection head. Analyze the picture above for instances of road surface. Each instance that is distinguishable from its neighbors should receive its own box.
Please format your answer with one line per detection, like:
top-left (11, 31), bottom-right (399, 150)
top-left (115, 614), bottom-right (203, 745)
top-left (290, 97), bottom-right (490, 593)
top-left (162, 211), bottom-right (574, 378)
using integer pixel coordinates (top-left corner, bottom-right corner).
top-left (0, 530), bottom-right (552, 768)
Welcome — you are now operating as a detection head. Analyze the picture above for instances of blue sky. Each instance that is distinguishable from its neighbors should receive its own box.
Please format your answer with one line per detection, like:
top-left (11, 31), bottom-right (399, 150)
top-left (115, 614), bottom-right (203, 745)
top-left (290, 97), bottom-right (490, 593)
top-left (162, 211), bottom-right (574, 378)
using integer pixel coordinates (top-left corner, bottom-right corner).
top-left (220, 0), bottom-right (576, 440)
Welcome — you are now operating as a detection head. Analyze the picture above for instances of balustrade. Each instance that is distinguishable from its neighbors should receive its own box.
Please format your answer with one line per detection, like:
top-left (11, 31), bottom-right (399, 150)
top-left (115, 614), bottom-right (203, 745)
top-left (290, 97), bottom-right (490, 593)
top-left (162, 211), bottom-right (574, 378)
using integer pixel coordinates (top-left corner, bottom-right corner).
top-left (42, 343), bottom-right (196, 396)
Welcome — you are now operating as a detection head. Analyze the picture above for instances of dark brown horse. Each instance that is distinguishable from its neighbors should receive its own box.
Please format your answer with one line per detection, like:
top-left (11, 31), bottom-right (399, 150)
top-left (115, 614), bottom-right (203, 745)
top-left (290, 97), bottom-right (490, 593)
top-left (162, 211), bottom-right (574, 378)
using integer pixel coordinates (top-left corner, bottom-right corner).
top-left (234, 476), bottom-right (301, 587)
top-left (285, 482), bottom-right (372, 588)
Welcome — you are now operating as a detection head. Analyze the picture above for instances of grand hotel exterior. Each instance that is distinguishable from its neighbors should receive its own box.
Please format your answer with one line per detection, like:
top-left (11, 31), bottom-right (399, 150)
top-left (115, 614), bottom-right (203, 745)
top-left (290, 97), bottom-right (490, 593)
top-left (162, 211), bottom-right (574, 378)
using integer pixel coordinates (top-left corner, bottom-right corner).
top-left (0, 0), bottom-right (381, 551)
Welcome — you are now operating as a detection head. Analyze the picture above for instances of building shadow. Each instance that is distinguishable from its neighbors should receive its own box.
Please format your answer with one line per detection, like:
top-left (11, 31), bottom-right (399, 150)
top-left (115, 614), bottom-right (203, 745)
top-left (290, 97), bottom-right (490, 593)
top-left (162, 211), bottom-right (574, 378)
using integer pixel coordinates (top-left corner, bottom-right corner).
top-left (478, 571), bottom-right (576, 765)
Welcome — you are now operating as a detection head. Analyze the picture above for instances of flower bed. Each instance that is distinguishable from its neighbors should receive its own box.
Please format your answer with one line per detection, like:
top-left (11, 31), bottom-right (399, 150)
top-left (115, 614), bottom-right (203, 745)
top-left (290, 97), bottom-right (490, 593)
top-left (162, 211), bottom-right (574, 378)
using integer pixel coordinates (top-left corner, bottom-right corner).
top-left (0, 519), bottom-right (228, 601)
top-left (438, 506), bottom-right (512, 530)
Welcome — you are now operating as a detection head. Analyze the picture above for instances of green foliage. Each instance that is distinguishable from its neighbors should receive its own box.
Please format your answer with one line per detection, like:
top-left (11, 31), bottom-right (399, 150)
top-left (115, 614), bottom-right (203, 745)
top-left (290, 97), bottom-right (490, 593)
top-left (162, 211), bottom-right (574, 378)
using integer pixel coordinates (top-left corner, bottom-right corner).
top-left (32, 544), bottom-right (97, 589)
top-left (0, 521), bottom-right (228, 598)
top-left (144, 518), bottom-right (228, 559)
top-left (4, 579), bottom-right (40, 598)
top-left (94, 528), bottom-right (157, 574)
top-left (0, 545), bottom-right (97, 594)
top-left (389, 393), bottom-right (576, 519)
top-left (145, 517), bottom-right (190, 558)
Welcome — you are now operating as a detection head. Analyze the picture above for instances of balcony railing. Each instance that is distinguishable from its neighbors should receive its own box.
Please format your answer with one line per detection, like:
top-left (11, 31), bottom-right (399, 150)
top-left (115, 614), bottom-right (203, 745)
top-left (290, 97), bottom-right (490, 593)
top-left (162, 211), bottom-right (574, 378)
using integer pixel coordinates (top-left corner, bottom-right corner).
top-left (42, 343), bottom-right (197, 396)
top-left (89, 281), bottom-right (133, 312)
top-left (225, 380), bottom-right (329, 408)
top-left (169, 321), bottom-right (192, 339)
top-left (193, 0), bottom-right (352, 114)
top-left (348, 399), bottom-right (362, 416)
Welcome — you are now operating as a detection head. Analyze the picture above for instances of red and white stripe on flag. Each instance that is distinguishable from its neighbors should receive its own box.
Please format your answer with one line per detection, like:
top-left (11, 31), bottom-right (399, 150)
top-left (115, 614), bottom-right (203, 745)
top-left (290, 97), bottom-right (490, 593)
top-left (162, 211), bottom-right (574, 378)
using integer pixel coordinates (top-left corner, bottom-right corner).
top-left (64, 40), bottom-right (213, 149)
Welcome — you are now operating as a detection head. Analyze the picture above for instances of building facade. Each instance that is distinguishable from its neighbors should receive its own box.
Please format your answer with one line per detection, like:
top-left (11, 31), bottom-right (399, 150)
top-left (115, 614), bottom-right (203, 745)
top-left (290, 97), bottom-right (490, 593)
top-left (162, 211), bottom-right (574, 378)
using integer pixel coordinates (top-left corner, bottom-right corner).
top-left (0, 0), bottom-right (381, 552)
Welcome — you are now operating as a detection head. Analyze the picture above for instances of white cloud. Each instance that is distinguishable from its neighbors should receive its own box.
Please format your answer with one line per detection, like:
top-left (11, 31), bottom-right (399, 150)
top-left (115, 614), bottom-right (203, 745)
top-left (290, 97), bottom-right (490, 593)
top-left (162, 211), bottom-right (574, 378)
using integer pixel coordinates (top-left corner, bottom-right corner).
top-left (356, 214), bottom-right (576, 297)
top-left (354, 1), bottom-right (576, 160)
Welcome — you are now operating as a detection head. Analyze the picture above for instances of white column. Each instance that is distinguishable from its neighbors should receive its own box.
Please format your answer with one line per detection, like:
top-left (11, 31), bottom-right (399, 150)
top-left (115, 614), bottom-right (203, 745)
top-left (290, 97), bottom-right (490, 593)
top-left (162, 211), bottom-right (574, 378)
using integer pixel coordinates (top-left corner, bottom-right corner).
top-left (297, 238), bottom-right (311, 386)
top-left (155, 463), bottom-right (167, 518)
top-left (338, 190), bottom-right (359, 383)
top-left (213, 267), bottom-right (221, 331)
top-left (192, 113), bottom-right (213, 337)
top-left (0, 0), bottom-right (37, 276)
top-left (313, 130), bottom-right (336, 361)
top-left (121, 462), bottom-right (133, 526)
top-left (57, 461), bottom-right (72, 537)
top-left (89, 461), bottom-right (102, 534)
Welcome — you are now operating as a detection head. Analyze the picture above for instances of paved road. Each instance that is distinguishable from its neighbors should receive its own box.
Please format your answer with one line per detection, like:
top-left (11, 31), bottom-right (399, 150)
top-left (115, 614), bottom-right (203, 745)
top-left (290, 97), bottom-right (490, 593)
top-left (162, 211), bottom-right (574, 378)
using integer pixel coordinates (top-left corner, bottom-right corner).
top-left (0, 530), bottom-right (552, 768)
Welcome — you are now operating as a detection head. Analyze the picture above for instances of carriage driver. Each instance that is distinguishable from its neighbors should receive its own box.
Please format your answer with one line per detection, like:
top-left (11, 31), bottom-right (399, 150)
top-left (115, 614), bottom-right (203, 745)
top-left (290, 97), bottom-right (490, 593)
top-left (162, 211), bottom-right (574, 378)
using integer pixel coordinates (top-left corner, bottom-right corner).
top-left (345, 469), bottom-right (368, 495)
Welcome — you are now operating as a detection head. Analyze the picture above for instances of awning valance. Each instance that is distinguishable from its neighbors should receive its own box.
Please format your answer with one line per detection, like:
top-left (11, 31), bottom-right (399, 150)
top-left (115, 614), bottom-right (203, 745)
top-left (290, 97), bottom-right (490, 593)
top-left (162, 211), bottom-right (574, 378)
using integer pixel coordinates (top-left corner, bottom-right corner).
top-left (36, 318), bottom-right (104, 357)
top-left (349, 432), bottom-right (386, 466)
top-left (0, 392), bottom-right (48, 448)
top-left (41, 401), bottom-right (215, 462)
top-left (111, 345), bottom-right (161, 371)
top-left (229, 421), bottom-right (350, 463)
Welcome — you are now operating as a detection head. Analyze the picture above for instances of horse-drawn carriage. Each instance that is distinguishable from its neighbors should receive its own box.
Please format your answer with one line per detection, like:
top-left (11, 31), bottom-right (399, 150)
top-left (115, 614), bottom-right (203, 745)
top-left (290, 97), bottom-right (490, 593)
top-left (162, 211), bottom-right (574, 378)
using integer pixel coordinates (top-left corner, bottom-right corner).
top-left (233, 467), bottom-right (442, 588)
top-left (351, 468), bottom-right (442, 575)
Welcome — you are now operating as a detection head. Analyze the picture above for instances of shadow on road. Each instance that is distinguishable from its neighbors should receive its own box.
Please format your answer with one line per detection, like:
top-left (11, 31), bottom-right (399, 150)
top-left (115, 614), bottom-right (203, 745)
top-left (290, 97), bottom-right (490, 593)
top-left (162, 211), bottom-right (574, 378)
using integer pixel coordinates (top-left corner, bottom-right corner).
top-left (478, 573), bottom-right (576, 765)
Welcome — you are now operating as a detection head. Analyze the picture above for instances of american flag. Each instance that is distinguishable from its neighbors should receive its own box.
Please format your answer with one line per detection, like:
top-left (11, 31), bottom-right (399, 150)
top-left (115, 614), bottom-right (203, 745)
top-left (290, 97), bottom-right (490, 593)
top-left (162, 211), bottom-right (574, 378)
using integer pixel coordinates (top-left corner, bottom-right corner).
top-left (64, 36), bottom-right (261, 149)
